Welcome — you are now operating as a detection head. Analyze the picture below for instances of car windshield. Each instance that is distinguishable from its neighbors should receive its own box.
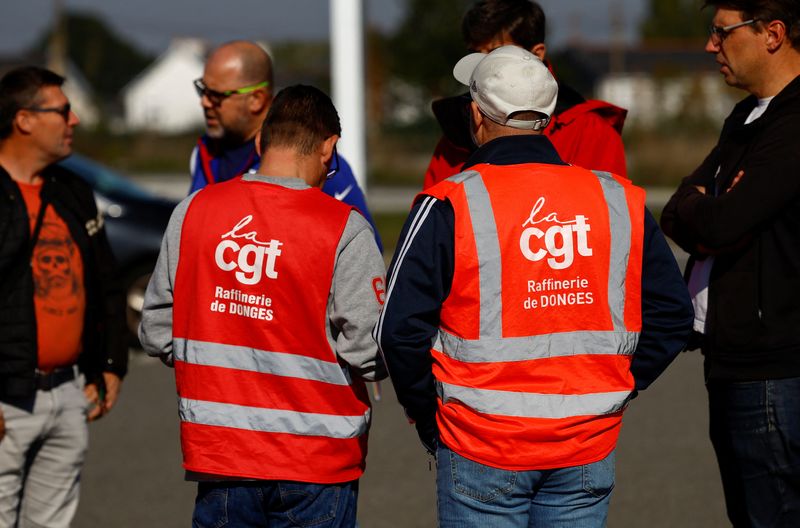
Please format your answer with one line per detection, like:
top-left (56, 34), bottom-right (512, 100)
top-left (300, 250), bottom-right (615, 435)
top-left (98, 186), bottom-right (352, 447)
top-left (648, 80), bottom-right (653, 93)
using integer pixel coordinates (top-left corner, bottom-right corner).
top-left (58, 154), bottom-right (153, 201)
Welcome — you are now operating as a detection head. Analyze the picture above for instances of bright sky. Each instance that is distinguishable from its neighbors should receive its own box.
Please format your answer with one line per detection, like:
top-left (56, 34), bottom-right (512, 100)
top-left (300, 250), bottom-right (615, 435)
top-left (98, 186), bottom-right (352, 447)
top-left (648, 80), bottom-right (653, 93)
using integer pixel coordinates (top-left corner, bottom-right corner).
top-left (0, 0), bottom-right (648, 56)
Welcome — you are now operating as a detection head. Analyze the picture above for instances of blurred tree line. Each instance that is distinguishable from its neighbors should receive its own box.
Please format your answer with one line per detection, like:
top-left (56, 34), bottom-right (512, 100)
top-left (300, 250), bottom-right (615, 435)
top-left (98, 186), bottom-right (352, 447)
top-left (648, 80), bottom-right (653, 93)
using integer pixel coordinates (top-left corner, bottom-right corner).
top-left (36, 11), bottom-right (153, 100)
top-left (29, 0), bottom-right (719, 186)
top-left (641, 0), bottom-right (712, 43)
top-left (37, 0), bottom-right (713, 126)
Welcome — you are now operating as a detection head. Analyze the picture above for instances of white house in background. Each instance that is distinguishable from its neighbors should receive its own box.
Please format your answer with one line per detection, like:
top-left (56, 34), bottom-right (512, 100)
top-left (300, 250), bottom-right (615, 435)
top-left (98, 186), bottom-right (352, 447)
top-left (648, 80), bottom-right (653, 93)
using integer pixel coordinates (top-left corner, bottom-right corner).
top-left (61, 62), bottom-right (100, 128)
top-left (122, 38), bottom-right (206, 134)
top-left (556, 44), bottom-right (741, 128)
top-left (597, 72), bottom-right (738, 127)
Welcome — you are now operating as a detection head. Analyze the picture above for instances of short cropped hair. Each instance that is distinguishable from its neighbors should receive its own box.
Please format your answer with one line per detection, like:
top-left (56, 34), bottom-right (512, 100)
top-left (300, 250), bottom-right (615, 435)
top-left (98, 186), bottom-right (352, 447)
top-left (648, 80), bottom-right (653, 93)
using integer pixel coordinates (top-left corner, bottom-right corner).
top-left (462, 0), bottom-right (546, 51)
top-left (0, 66), bottom-right (65, 140)
top-left (704, 0), bottom-right (800, 47)
top-left (259, 85), bottom-right (341, 156)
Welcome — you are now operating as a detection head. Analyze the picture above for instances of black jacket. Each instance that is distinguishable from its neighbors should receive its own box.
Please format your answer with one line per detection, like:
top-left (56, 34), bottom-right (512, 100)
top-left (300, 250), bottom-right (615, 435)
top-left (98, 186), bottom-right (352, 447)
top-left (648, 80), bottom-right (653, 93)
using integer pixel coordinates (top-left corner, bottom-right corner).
top-left (0, 163), bottom-right (127, 399)
top-left (661, 75), bottom-right (800, 380)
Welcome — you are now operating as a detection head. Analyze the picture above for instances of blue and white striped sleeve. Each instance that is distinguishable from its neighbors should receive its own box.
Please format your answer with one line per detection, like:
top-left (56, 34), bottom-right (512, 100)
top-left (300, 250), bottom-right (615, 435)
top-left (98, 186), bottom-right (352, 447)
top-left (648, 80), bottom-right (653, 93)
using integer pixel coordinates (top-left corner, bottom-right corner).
top-left (373, 195), bottom-right (455, 450)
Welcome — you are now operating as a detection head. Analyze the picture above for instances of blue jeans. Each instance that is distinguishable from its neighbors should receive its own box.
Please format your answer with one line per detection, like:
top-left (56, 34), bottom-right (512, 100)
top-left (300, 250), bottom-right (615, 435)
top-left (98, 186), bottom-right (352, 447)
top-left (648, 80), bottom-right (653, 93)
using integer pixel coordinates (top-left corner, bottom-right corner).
top-left (192, 480), bottom-right (358, 528)
top-left (708, 377), bottom-right (800, 527)
top-left (436, 444), bottom-right (614, 528)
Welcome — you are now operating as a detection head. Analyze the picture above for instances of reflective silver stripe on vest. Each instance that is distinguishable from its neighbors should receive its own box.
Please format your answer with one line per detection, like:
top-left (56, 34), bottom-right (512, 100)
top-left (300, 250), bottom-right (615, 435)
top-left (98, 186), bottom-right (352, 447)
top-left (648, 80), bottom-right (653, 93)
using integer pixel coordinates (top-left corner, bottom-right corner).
top-left (463, 174), bottom-right (503, 338)
top-left (433, 329), bottom-right (638, 363)
top-left (592, 171), bottom-right (631, 331)
top-left (437, 381), bottom-right (631, 419)
top-left (436, 169), bottom-right (639, 420)
top-left (173, 338), bottom-right (350, 386)
top-left (460, 169), bottom-right (635, 339)
top-left (179, 398), bottom-right (370, 438)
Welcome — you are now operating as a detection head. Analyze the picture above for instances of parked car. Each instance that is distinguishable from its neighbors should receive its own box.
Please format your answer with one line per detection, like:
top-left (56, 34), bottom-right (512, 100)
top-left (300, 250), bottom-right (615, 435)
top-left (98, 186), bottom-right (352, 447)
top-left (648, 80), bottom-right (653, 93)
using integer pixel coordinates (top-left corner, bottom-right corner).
top-left (58, 154), bottom-right (178, 346)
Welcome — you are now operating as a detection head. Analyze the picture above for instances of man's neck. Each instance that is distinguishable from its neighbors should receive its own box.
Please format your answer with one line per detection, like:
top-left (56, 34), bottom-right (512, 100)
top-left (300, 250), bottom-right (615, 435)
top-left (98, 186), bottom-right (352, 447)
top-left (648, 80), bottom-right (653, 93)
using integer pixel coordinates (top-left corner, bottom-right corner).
top-left (0, 143), bottom-right (49, 185)
top-left (257, 147), bottom-right (320, 188)
top-left (750, 51), bottom-right (800, 98)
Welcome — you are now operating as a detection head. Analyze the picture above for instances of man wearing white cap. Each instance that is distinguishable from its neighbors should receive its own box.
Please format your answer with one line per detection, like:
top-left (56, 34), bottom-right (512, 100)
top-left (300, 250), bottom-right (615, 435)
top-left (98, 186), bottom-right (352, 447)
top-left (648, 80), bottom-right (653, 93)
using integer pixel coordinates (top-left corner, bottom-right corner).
top-left (375, 46), bottom-right (693, 526)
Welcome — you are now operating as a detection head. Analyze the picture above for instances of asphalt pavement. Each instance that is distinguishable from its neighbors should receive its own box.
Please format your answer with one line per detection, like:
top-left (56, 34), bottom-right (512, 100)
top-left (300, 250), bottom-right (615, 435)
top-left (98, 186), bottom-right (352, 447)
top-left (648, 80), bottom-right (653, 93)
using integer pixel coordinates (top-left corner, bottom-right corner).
top-left (73, 348), bottom-right (727, 527)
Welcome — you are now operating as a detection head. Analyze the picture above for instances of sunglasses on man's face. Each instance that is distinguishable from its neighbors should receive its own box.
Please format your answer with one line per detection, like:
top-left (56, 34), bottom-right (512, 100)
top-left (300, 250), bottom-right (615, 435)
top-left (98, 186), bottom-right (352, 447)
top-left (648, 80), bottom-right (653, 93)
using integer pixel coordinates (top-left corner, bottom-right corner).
top-left (23, 102), bottom-right (72, 121)
top-left (709, 19), bottom-right (758, 45)
top-left (193, 78), bottom-right (269, 106)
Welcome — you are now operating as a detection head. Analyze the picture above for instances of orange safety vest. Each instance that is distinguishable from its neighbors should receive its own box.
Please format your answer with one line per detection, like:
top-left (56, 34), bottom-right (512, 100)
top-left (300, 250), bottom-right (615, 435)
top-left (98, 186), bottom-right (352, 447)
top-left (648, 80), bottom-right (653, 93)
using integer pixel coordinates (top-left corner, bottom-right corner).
top-left (424, 163), bottom-right (644, 471)
top-left (172, 178), bottom-right (371, 483)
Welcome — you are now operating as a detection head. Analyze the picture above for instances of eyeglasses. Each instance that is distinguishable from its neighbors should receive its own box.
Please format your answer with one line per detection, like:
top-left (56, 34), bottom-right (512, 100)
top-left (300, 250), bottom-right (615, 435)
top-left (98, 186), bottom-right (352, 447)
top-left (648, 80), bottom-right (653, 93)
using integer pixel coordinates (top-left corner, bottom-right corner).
top-left (709, 19), bottom-right (757, 45)
top-left (193, 78), bottom-right (269, 105)
top-left (326, 146), bottom-right (339, 180)
top-left (22, 102), bottom-right (71, 121)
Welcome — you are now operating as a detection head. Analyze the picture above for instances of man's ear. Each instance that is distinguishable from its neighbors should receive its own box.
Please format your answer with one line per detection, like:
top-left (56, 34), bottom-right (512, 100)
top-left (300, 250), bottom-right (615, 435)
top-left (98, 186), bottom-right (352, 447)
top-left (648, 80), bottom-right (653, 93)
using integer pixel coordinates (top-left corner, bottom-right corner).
top-left (249, 89), bottom-right (272, 115)
top-left (469, 101), bottom-right (486, 146)
top-left (254, 128), bottom-right (262, 156)
top-left (14, 111), bottom-right (34, 135)
top-left (321, 134), bottom-right (339, 165)
top-left (765, 20), bottom-right (787, 52)
top-left (531, 43), bottom-right (546, 60)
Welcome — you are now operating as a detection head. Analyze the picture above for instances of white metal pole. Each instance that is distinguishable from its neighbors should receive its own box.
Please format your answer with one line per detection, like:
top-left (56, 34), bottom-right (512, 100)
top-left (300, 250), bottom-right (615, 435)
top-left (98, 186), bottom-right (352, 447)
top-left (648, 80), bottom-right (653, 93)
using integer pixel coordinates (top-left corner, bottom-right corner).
top-left (330, 0), bottom-right (367, 192)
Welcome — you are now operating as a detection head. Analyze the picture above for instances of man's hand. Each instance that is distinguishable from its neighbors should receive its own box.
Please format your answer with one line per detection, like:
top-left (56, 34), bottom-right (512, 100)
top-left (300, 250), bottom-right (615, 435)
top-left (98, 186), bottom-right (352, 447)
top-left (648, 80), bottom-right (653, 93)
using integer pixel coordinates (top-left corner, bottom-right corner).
top-left (84, 373), bottom-right (123, 421)
top-left (101, 372), bottom-right (122, 412)
top-left (727, 170), bottom-right (745, 192)
top-left (0, 407), bottom-right (5, 443)
top-left (84, 383), bottom-right (104, 421)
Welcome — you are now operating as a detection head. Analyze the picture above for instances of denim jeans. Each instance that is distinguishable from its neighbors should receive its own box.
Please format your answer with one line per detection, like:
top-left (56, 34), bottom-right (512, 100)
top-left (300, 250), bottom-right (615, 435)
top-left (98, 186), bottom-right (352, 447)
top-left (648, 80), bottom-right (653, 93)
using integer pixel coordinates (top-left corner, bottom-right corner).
top-left (436, 444), bottom-right (615, 528)
top-left (192, 479), bottom-right (358, 528)
top-left (708, 377), bottom-right (800, 527)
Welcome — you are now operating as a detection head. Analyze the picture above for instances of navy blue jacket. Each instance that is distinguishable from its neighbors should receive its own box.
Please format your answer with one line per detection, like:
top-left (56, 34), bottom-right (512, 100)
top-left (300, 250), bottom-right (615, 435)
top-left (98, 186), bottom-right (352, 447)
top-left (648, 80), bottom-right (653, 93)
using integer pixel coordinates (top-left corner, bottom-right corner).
top-left (190, 136), bottom-right (383, 252)
top-left (376, 135), bottom-right (693, 451)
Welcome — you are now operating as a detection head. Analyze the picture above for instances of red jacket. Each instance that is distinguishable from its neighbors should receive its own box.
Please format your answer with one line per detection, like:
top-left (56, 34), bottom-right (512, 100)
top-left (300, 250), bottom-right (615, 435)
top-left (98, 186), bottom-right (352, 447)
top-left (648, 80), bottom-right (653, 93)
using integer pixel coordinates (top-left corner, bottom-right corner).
top-left (423, 88), bottom-right (627, 189)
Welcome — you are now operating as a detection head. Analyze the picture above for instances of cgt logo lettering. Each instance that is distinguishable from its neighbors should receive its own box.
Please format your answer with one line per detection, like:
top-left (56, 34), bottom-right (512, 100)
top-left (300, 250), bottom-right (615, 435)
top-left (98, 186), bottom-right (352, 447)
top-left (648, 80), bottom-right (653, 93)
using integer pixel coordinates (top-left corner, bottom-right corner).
top-left (519, 197), bottom-right (592, 270)
top-left (215, 215), bottom-right (283, 285)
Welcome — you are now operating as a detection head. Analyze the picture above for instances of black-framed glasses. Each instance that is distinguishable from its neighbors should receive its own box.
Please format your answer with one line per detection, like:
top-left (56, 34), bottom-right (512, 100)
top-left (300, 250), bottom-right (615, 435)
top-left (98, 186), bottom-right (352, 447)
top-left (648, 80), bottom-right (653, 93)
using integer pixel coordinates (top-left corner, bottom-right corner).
top-left (710, 19), bottom-right (757, 45)
top-left (193, 78), bottom-right (269, 105)
top-left (326, 146), bottom-right (339, 180)
top-left (22, 102), bottom-right (71, 121)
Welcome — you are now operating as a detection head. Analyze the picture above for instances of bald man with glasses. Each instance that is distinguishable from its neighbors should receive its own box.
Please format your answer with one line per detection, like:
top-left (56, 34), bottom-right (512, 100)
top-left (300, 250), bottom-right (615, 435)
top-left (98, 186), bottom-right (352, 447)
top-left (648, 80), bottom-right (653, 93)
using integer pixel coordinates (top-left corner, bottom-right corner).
top-left (189, 40), bottom-right (382, 251)
top-left (661, 1), bottom-right (800, 525)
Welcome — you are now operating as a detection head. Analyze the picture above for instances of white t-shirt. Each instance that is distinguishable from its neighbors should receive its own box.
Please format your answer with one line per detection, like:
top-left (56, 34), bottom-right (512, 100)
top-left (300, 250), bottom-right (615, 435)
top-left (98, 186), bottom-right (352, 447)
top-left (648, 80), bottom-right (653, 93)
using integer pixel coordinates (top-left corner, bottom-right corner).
top-left (688, 96), bottom-right (773, 333)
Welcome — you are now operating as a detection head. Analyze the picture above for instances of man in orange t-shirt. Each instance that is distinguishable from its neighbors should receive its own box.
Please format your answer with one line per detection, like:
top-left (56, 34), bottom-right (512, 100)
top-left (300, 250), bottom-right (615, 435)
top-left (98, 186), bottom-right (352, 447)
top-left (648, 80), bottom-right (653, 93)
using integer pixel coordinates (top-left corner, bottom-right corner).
top-left (0, 66), bottom-right (127, 528)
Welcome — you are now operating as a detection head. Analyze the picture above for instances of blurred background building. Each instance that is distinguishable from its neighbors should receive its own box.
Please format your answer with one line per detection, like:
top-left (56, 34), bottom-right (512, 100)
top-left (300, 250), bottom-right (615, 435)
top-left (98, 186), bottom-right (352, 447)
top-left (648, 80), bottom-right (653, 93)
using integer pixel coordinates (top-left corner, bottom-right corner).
top-left (0, 0), bottom-right (736, 207)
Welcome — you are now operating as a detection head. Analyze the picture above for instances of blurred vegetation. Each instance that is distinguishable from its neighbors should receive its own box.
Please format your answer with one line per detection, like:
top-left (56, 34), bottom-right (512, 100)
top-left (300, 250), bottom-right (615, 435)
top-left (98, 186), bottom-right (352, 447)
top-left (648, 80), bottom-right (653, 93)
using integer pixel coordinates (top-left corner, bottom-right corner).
top-left (387, 0), bottom-right (471, 99)
top-left (36, 11), bottom-right (153, 100)
top-left (641, 0), bottom-right (712, 43)
top-left (272, 41), bottom-right (332, 92)
top-left (625, 121), bottom-right (718, 188)
top-left (31, 2), bottom-right (730, 193)
top-left (72, 128), bottom-right (199, 173)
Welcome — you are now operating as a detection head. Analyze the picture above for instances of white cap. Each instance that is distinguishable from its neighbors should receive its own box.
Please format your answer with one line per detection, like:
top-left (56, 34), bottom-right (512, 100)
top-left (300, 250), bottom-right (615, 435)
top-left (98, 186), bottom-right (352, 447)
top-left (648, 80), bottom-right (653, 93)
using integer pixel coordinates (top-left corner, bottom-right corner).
top-left (453, 45), bottom-right (558, 130)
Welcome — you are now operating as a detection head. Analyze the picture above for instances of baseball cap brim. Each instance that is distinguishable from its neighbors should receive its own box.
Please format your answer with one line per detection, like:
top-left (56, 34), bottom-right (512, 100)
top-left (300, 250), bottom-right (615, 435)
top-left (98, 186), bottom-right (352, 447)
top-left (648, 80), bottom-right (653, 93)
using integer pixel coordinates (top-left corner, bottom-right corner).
top-left (453, 52), bottom-right (486, 86)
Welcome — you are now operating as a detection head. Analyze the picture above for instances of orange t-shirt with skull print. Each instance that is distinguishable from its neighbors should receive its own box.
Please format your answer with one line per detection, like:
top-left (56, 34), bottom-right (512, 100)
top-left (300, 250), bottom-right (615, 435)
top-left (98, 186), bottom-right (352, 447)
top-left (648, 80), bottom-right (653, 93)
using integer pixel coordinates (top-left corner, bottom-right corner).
top-left (18, 181), bottom-right (85, 371)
